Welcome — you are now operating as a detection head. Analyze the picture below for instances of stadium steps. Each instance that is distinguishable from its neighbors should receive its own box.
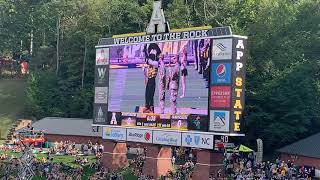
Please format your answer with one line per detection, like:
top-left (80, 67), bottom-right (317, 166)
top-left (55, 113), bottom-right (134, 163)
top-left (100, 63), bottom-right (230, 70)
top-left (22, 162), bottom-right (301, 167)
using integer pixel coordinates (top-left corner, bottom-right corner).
top-left (5, 119), bottom-right (32, 144)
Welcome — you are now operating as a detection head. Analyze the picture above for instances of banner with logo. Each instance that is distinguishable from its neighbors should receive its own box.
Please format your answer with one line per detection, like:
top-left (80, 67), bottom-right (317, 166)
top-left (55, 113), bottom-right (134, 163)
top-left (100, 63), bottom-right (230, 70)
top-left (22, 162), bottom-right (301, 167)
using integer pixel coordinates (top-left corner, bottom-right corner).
top-left (153, 130), bottom-right (182, 146)
top-left (171, 114), bottom-right (188, 130)
top-left (96, 48), bottom-right (109, 65)
top-left (211, 63), bottom-right (232, 84)
top-left (107, 112), bottom-right (122, 125)
top-left (212, 38), bottom-right (233, 60)
top-left (187, 115), bottom-right (208, 131)
top-left (229, 37), bottom-right (247, 133)
top-left (209, 37), bottom-right (247, 134)
top-left (121, 112), bottom-right (137, 126)
top-left (95, 66), bottom-right (109, 86)
top-left (210, 86), bottom-right (231, 108)
top-left (127, 128), bottom-right (153, 143)
top-left (94, 104), bottom-right (108, 124)
top-left (102, 127), bottom-right (126, 141)
top-left (209, 110), bottom-right (230, 132)
top-left (182, 132), bottom-right (214, 149)
top-left (93, 48), bottom-right (110, 124)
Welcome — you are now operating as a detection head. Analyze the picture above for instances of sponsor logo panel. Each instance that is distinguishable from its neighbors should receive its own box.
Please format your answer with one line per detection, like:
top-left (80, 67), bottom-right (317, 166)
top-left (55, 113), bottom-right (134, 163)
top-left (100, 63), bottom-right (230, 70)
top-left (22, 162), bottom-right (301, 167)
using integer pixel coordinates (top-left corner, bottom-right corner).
top-left (171, 114), bottom-right (188, 130)
top-left (209, 110), bottom-right (230, 132)
top-left (94, 87), bottom-right (108, 104)
top-left (93, 105), bottom-right (108, 124)
top-left (95, 66), bottom-right (109, 86)
top-left (121, 112), bottom-right (137, 126)
top-left (102, 127), bottom-right (126, 141)
top-left (107, 112), bottom-right (122, 125)
top-left (187, 115), bottom-right (208, 131)
top-left (182, 132), bottom-right (214, 149)
top-left (153, 130), bottom-right (182, 146)
top-left (126, 128), bottom-right (152, 143)
top-left (210, 86), bottom-right (231, 108)
top-left (212, 39), bottom-right (232, 60)
top-left (211, 63), bottom-right (232, 84)
top-left (96, 48), bottom-right (109, 65)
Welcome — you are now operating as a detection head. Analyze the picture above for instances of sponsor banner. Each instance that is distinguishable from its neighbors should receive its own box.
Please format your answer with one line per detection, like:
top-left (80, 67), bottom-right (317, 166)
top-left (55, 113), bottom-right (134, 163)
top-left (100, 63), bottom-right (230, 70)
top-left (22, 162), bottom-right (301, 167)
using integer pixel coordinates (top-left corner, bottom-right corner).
top-left (107, 112), bottom-right (122, 126)
top-left (187, 115), bottom-right (208, 131)
top-left (209, 110), bottom-right (230, 132)
top-left (230, 37), bottom-right (247, 133)
top-left (171, 114), bottom-right (188, 130)
top-left (210, 86), bottom-right (231, 108)
top-left (153, 130), bottom-right (182, 146)
top-left (96, 48), bottom-right (109, 65)
top-left (95, 66), bottom-right (109, 86)
top-left (126, 128), bottom-right (152, 143)
top-left (182, 132), bottom-right (214, 149)
top-left (94, 87), bottom-right (108, 104)
top-left (98, 27), bottom-right (232, 46)
top-left (211, 63), bottom-right (232, 84)
top-left (212, 38), bottom-right (232, 60)
top-left (93, 104), bottom-right (108, 124)
top-left (121, 112), bottom-right (137, 127)
top-left (102, 127), bottom-right (126, 141)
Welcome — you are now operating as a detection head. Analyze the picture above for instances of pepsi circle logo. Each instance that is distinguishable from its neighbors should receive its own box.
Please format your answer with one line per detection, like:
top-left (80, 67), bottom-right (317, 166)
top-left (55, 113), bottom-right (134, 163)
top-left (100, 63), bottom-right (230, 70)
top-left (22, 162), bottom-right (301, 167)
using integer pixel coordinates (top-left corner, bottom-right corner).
top-left (216, 64), bottom-right (226, 77)
top-left (144, 132), bottom-right (151, 141)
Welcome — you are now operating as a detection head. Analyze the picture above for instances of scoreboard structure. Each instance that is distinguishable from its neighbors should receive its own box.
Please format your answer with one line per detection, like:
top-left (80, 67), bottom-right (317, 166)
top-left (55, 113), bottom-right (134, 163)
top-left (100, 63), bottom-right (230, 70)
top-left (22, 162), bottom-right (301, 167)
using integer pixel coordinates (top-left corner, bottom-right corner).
top-left (93, 2), bottom-right (247, 150)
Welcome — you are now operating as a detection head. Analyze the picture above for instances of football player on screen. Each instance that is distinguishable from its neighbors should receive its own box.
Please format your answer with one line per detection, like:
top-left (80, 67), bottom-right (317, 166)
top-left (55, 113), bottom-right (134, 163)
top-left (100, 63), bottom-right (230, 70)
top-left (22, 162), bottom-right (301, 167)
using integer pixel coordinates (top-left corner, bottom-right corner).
top-left (143, 43), bottom-right (161, 113)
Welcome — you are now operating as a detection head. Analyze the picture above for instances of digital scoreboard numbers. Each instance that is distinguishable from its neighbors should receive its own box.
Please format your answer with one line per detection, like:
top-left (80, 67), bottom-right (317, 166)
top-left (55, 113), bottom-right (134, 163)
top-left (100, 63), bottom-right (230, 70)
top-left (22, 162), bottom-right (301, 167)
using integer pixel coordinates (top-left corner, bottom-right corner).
top-left (157, 114), bottom-right (171, 128)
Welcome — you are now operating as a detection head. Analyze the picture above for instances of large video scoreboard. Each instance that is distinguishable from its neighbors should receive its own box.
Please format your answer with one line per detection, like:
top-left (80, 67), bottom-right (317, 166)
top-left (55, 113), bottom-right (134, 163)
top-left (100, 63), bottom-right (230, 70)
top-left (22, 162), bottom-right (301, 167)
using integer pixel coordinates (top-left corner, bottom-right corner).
top-left (93, 26), bottom-right (247, 149)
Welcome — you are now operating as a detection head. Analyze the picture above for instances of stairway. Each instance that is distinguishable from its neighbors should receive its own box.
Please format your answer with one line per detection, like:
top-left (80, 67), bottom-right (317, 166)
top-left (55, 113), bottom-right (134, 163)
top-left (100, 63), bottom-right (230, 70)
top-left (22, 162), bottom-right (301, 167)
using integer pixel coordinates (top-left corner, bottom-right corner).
top-left (5, 119), bottom-right (32, 144)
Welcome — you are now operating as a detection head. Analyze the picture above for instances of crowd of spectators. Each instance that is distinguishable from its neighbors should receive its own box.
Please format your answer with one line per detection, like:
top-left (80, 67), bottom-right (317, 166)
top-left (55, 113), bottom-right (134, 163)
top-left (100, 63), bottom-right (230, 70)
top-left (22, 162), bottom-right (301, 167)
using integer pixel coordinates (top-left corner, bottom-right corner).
top-left (1, 140), bottom-right (319, 180)
top-left (224, 152), bottom-right (316, 180)
top-left (50, 140), bottom-right (104, 157)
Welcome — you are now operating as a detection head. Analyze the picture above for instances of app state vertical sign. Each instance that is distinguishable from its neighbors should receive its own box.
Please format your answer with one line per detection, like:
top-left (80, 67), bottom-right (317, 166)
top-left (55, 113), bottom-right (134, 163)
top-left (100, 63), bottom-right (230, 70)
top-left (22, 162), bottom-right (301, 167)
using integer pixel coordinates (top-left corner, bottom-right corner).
top-left (230, 37), bottom-right (247, 133)
top-left (94, 48), bottom-right (110, 124)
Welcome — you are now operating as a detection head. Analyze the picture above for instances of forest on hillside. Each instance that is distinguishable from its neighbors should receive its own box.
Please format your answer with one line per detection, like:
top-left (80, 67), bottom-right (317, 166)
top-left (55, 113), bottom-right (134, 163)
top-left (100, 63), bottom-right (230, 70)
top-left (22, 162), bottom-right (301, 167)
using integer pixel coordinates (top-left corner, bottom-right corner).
top-left (0, 0), bottom-right (319, 152)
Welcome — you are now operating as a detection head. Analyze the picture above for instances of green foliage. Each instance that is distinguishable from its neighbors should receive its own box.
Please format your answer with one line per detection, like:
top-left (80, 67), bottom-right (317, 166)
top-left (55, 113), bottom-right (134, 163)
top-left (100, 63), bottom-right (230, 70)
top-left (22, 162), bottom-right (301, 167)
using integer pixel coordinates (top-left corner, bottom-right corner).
top-left (0, 0), bottom-right (318, 152)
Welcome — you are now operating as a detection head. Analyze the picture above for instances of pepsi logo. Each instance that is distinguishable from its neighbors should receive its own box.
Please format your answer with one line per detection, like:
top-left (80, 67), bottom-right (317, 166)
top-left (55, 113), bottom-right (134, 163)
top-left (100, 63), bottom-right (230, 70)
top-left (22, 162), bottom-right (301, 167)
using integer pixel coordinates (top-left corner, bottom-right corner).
top-left (216, 64), bottom-right (226, 77)
top-left (144, 132), bottom-right (151, 141)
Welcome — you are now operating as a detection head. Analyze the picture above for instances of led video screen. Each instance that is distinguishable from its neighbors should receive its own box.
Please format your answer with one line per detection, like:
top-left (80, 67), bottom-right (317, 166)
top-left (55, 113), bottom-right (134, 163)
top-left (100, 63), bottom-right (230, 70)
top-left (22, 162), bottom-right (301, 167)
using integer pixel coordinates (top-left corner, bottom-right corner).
top-left (108, 39), bottom-right (211, 116)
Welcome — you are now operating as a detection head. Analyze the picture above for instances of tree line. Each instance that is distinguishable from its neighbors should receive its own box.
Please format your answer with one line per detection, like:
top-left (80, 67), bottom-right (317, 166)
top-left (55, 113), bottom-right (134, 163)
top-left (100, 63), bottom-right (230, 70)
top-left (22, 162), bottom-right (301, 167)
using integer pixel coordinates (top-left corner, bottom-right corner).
top-left (0, 0), bottom-right (319, 152)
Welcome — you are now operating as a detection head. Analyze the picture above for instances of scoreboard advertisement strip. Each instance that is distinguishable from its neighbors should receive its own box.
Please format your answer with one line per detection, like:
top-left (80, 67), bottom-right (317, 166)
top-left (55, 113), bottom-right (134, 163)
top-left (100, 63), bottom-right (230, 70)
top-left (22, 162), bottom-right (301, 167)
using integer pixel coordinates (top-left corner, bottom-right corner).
top-left (230, 37), bottom-right (247, 133)
top-left (209, 37), bottom-right (247, 134)
top-left (94, 48), bottom-right (110, 124)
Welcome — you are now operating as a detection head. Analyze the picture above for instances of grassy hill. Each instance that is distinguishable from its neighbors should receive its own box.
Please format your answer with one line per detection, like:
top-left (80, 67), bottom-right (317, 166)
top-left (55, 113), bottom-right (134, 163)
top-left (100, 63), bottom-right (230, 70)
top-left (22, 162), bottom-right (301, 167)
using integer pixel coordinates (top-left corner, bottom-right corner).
top-left (0, 79), bottom-right (26, 143)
